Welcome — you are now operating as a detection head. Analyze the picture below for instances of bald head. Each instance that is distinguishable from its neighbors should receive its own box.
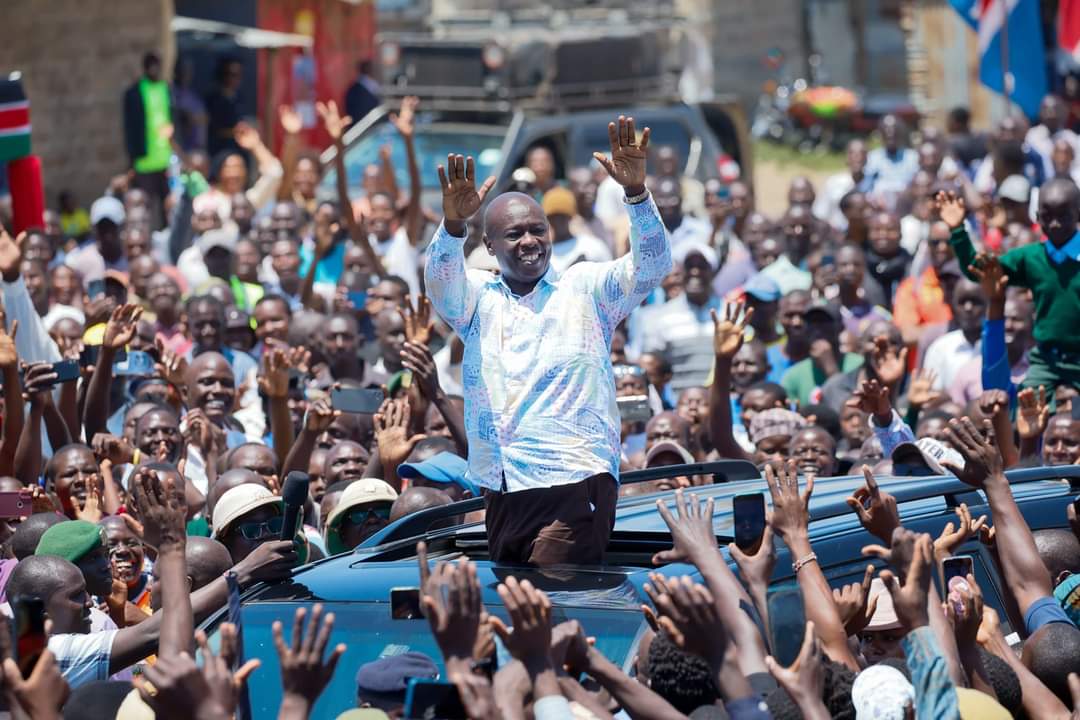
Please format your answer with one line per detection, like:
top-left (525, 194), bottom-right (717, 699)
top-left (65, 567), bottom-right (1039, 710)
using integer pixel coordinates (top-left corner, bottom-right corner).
top-left (389, 486), bottom-right (453, 523)
top-left (483, 192), bottom-right (543, 237)
top-left (11, 512), bottom-right (65, 560)
top-left (186, 536), bottom-right (235, 589)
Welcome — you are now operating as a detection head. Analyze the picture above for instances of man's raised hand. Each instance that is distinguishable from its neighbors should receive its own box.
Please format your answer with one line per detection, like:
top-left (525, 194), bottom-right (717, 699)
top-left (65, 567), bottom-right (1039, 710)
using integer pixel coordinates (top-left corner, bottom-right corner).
top-left (711, 299), bottom-right (752, 360)
top-left (593, 115), bottom-right (650, 192)
top-left (438, 154), bottom-right (495, 227)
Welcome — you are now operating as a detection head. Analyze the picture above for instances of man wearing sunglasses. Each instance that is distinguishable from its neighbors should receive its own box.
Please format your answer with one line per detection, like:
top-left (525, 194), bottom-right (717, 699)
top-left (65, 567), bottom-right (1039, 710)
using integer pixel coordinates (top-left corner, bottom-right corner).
top-left (323, 479), bottom-right (398, 555)
top-left (212, 484), bottom-right (290, 564)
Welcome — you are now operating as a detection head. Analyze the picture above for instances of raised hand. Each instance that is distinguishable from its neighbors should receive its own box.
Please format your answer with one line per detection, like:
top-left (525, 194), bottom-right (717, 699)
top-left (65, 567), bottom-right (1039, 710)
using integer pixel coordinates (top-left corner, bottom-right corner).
top-left (273, 604), bottom-right (346, 711)
top-left (868, 336), bottom-right (907, 387)
top-left (1016, 386), bottom-right (1050, 441)
top-left (91, 432), bottom-right (135, 466)
top-left (419, 551), bottom-right (483, 662)
top-left (764, 622), bottom-right (828, 717)
top-left (399, 294), bottom-right (434, 346)
top-left (316, 100), bottom-right (352, 142)
top-left (489, 577), bottom-right (553, 669)
top-left (968, 253), bottom-right (1009, 302)
top-left (847, 378), bottom-right (891, 422)
top-left (130, 466), bottom-right (186, 550)
top-left (652, 489), bottom-right (718, 566)
top-left (438, 154), bottom-right (496, 225)
top-left (846, 465), bottom-right (901, 544)
top-left (233, 122), bottom-right (263, 151)
top-left (21, 362), bottom-right (58, 404)
top-left (764, 460), bottom-right (813, 544)
top-left (389, 95), bottom-right (419, 139)
top-left (0, 226), bottom-right (25, 283)
top-left (303, 396), bottom-right (340, 434)
top-left (73, 487), bottom-right (103, 523)
top-left (592, 115), bottom-right (650, 191)
top-left (933, 503), bottom-right (988, 560)
top-left (199, 625), bottom-right (261, 719)
top-left (907, 368), bottom-right (944, 409)
top-left (934, 190), bottom-right (966, 229)
top-left (877, 531), bottom-right (934, 631)
top-left (643, 574), bottom-right (727, 664)
top-left (832, 564), bottom-right (879, 637)
top-left (977, 389), bottom-right (1010, 421)
top-left (728, 523), bottom-right (776, 592)
top-left (400, 340), bottom-right (439, 400)
top-left (373, 398), bottom-right (425, 472)
top-left (103, 303), bottom-right (142, 350)
top-left (259, 348), bottom-right (292, 400)
top-left (155, 336), bottom-right (189, 390)
top-left (944, 574), bottom-right (983, 651)
top-left (279, 104), bottom-right (303, 135)
top-left (0, 303), bottom-right (19, 368)
top-left (710, 299), bottom-right (753, 360)
top-left (941, 417), bottom-right (1002, 487)
top-left (1, 649), bottom-right (70, 719)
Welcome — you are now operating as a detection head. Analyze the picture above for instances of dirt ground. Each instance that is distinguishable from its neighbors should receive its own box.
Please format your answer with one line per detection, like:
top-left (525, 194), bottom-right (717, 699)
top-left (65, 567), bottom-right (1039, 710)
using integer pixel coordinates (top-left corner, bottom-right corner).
top-left (751, 158), bottom-right (835, 218)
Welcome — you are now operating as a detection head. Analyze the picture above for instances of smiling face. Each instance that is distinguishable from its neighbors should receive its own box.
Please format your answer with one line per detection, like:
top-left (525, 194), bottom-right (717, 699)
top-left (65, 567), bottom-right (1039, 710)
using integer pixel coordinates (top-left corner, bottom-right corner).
top-left (187, 353), bottom-right (236, 422)
top-left (867, 212), bottom-right (901, 257)
top-left (367, 193), bottom-right (396, 242)
top-left (136, 408), bottom-right (183, 462)
top-left (102, 516), bottom-right (146, 587)
top-left (254, 297), bottom-right (290, 345)
top-left (324, 442), bottom-right (369, 486)
top-left (789, 427), bottom-right (837, 476)
top-left (1043, 417), bottom-right (1080, 466)
top-left (51, 446), bottom-right (103, 518)
top-left (483, 193), bottom-right (551, 291)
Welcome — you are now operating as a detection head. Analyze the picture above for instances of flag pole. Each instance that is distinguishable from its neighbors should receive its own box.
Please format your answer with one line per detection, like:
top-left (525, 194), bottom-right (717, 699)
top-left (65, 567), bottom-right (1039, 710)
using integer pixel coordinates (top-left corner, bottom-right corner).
top-left (1000, 0), bottom-right (1012, 115)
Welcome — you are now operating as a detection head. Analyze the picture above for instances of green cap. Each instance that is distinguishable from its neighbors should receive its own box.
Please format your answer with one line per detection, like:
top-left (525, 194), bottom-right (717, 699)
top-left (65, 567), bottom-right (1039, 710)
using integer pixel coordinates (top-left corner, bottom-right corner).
top-left (35, 520), bottom-right (104, 563)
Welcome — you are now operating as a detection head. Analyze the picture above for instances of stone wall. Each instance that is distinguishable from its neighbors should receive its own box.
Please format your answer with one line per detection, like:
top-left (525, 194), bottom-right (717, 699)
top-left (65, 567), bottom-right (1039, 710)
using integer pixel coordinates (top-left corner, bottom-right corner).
top-left (0, 0), bottom-right (173, 209)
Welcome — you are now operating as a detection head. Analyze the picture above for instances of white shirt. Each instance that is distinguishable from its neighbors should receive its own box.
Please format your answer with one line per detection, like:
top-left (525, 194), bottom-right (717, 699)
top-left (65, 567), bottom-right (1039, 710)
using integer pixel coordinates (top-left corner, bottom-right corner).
top-left (424, 196), bottom-right (671, 493)
top-left (549, 235), bottom-right (614, 274)
top-left (373, 227), bottom-right (421, 297)
top-left (49, 628), bottom-right (118, 689)
top-left (813, 172), bottom-right (856, 230)
top-left (668, 215), bottom-right (712, 249)
top-left (922, 329), bottom-right (981, 392)
top-left (433, 343), bottom-right (464, 397)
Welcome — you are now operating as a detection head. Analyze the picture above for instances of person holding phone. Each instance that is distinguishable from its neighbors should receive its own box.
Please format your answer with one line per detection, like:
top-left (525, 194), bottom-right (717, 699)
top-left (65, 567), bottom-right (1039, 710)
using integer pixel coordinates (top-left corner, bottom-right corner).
top-left (425, 116), bottom-right (670, 565)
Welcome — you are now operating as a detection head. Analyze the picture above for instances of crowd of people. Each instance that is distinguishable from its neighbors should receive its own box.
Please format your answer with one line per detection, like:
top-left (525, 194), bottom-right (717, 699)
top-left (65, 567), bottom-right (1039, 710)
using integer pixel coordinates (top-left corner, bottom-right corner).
top-left (0, 44), bottom-right (1075, 716)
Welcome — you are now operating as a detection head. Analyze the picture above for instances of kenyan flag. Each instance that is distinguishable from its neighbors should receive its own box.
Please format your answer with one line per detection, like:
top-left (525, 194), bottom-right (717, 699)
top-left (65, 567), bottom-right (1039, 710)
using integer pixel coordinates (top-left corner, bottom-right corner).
top-left (0, 76), bottom-right (30, 162)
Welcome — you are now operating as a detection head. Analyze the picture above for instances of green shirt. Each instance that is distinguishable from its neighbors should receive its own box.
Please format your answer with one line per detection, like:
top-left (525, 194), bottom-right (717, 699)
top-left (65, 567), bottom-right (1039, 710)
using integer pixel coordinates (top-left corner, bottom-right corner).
top-left (134, 78), bottom-right (171, 174)
top-left (950, 226), bottom-right (1080, 352)
top-left (781, 352), bottom-right (864, 407)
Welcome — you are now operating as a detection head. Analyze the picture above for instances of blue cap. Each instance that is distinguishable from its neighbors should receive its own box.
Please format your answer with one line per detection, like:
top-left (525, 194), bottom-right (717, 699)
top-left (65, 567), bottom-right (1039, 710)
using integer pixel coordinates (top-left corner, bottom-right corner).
top-left (742, 273), bottom-right (781, 302)
top-left (397, 452), bottom-right (479, 497)
top-left (356, 652), bottom-right (438, 695)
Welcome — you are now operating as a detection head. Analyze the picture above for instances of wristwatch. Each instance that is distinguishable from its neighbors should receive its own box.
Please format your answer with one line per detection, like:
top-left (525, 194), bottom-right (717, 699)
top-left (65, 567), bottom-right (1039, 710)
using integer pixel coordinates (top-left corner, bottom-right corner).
top-left (624, 188), bottom-right (650, 205)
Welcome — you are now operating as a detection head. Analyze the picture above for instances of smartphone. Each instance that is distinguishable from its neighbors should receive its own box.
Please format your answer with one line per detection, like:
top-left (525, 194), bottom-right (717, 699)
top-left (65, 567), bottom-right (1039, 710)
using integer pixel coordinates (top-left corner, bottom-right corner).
top-left (942, 555), bottom-right (974, 587)
top-left (0, 491), bottom-right (32, 520)
top-left (12, 597), bottom-right (46, 678)
top-left (766, 586), bottom-right (806, 667)
top-left (86, 279), bottom-right (106, 300)
top-left (404, 678), bottom-right (468, 720)
top-left (46, 359), bottom-right (80, 386)
top-left (617, 395), bottom-right (651, 423)
top-left (331, 387), bottom-right (384, 414)
top-left (114, 350), bottom-right (154, 376)
top-left (733, 493), bottom-right (766, 552)
top-left (390, 587), bottom-right (423, 620)
top-left (79, 345), bottom-right (99, 368)
top-left (347, 290), bottom-right (367, 309)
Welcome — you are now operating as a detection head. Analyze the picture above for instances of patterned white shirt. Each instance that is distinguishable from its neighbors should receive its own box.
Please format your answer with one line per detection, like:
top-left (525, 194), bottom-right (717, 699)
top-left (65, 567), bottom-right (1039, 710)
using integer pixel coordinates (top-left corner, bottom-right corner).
top-left (424, 195), bottom-right (671, 493)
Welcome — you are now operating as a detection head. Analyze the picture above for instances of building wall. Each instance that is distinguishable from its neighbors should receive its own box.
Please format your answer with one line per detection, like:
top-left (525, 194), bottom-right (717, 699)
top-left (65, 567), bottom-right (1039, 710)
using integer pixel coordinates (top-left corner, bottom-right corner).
top-left (678, 0), bottom-right (805, 109)
top-left (0, 0), bottom-right (173, 209)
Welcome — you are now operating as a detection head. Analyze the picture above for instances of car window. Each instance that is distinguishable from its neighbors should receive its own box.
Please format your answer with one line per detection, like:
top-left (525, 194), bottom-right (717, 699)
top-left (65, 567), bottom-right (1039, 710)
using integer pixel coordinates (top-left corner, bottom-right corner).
top-left (325, 123), bottom-right (505, 192)
top-left (221, 601), bottom-right (643, 717)
top-left (573, 117), bottom-right (692, 171)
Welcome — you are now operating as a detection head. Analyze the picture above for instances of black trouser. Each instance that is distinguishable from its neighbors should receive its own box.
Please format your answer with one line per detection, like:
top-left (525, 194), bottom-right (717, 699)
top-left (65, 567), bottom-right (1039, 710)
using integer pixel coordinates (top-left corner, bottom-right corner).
top-left (484, 473), bottom-right (617, 566)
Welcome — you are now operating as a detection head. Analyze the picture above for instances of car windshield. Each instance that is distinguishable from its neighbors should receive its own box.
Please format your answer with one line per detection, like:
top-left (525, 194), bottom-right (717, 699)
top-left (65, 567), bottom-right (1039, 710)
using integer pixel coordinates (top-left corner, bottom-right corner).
top-left (325, 122), bottom-right (506, 193)
top-left (225, 601), bottom-right (643, 717)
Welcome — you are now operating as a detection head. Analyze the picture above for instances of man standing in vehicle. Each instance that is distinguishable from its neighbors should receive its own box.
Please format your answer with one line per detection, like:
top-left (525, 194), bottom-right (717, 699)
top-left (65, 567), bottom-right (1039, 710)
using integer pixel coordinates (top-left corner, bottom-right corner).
top-left (425, 116), bottom-right (671, 565)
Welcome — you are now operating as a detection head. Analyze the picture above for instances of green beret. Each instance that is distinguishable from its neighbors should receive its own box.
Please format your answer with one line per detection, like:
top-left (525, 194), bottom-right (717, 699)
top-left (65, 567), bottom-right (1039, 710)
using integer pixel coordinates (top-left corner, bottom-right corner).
top-left (35, 520), bottom-right (104, 563)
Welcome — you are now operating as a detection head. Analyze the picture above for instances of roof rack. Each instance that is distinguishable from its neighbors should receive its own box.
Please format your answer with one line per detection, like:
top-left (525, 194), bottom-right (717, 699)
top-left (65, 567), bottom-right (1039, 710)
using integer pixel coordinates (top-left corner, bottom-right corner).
top-left (360, 460), bottom-right (761, 550)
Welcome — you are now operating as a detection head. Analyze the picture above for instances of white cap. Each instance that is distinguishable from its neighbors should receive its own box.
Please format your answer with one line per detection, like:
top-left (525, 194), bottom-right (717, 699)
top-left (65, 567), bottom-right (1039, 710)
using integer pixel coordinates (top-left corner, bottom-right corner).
top-left (645, 441), bottom-right (695, 467)
top-left (891, 437), bottom-right (964, 475)
top-left (196, 227), bottom-right (239, 256)
top-left (326, 479), bottom-right (398, 530)
top-left (852, 664), bottom-right (914, 720)
top-left (997, 174), bottom-right (1032, 203)
top-left (90, 196), bottom-right (125, 226)
top-left (211, 484), bottom-right (282, 538)
top-left (672, 239), bottom-right (719, 272)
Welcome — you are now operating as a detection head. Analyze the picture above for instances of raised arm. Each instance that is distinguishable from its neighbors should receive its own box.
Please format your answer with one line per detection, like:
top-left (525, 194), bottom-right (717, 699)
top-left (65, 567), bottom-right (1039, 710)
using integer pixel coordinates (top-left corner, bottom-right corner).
top-left (707, 300), bottom-right (754, 462)
top-left (968, 254), bottom-right (1014, 399)
top-left (317, 100), bottom-right (385, 278)
top-left (276, 105), bottom-right (303, 203)
top-left (0, 312), bottom-right (22, 477)
top-left (83, 304), bottom-right (141, 440)
top-left (389, 97), bottom-right (425, 246)
top-left (425, 154), bottom-right (494, 335)
top-left (936, 191), bottom-right (1021, 286)
top-left (0, 227), bottom-right (60, 363)
top-left (234, 122), bottom-right (283, 213)
top-left (592, 116), bottom-right (672, 327)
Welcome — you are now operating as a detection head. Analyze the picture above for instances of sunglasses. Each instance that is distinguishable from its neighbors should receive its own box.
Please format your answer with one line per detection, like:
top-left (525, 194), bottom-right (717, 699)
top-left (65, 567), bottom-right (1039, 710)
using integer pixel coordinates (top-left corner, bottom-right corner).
top-left (343, 506), bottom-right (391, 527)
top-left (236, 515), bottom-right (285, 540)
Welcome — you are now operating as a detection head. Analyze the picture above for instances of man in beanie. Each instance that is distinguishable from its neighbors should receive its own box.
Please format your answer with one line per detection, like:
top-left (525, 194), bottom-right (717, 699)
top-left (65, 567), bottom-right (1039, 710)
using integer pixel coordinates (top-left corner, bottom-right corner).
top-left (355, 652), bottom-right (438, 714)
top-left (36, 520), bottom-right (113, 603)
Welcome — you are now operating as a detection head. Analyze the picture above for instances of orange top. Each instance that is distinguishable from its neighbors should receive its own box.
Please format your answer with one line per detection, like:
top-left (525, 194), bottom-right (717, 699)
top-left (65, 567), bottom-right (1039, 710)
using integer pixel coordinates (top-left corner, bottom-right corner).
top-left (893, 267), bottom-right (953, 330)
